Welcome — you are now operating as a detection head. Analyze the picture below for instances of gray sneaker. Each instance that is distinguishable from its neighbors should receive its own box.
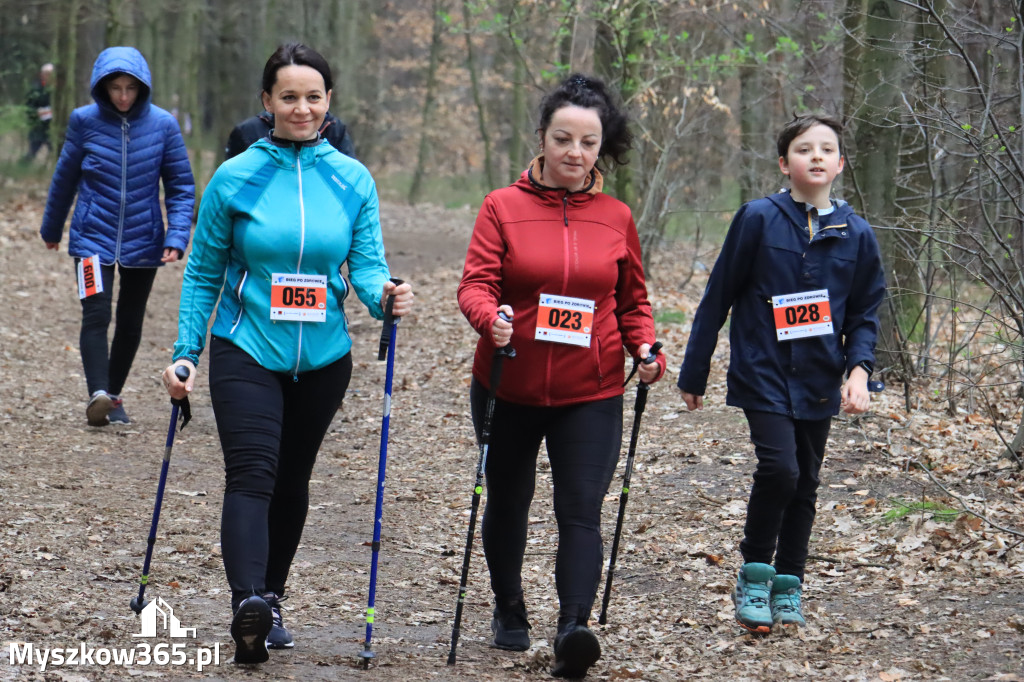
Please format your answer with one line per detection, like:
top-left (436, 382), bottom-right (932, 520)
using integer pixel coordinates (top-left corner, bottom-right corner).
top-left (108, 397), bottom-right (131, 425)
top-left (86, 391), bottom-right (112, 427)
top-left (262, 592), bottom-right (294, 650)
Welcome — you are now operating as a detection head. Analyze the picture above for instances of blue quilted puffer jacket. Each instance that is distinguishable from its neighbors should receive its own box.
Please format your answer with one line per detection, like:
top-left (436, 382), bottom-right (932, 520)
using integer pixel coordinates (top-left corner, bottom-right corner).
top-left (40, 46), bottom-right (195, 266)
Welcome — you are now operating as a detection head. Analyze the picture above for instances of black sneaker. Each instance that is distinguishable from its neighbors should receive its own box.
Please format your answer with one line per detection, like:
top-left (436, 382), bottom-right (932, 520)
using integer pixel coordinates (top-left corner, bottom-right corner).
top-left (108, 397), bottom-right (131, 425)
top-left (551, 624), bottom-right (601, 679)
top-left (490, 599), bottom-right (531, 651)
top-left (86, 391), bottom-right (112, 427)
top-left (230, 595), bottom-right (272, 664)
top-left (263, 592), bottom-right (294, 649)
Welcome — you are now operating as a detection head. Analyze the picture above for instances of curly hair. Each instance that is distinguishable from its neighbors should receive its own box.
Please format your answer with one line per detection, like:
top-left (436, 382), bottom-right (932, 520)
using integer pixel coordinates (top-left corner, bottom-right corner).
top-left (537, 73), bottom-right (633, 169)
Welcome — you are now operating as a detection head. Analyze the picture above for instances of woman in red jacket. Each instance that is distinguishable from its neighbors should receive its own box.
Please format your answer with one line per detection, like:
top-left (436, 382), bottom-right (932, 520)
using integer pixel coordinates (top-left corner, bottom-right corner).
top-left (458, 73), bottom-right (666, 679)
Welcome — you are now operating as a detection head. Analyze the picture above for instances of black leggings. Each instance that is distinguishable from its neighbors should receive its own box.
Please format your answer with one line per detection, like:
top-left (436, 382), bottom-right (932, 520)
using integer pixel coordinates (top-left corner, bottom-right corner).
top-left (208, 337), bottom-right (352, 609)
top-left (76, 261), bottom-right (157, 397)
top-left (740, 410), bottom-right (832, 580)
top-left (470, 379), bottom-right (622, 621)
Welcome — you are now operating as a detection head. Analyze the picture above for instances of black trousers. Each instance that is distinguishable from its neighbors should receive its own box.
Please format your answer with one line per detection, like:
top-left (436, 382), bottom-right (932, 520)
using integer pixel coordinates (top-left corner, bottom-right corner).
top-left (76, 261), bottom-right (157, 397)
top-left (739, 410), bottom-right (832, 580)
top-left (471, 379), bottom-right (622, 621)
top-left (208, 337), bottom-right (352, 609)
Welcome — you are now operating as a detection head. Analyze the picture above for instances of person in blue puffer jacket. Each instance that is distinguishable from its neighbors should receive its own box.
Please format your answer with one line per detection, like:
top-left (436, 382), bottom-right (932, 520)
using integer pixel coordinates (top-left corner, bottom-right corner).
top-left (162, 43), bottom-right (413, 665)
top-left (40, 46), bottom-right (195, 427)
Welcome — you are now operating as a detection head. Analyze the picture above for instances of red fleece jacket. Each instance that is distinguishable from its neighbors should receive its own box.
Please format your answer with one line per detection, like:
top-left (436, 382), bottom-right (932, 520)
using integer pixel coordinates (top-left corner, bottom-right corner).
top-left (458, 160), bottom-right (665, 406)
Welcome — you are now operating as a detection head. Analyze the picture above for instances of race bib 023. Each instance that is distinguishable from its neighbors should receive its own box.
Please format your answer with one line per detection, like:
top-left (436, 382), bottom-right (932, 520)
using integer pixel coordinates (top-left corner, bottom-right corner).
top-left (772, 289), bottom-right (833, 341)
top-left (535, 293), bottom-right (595, 347)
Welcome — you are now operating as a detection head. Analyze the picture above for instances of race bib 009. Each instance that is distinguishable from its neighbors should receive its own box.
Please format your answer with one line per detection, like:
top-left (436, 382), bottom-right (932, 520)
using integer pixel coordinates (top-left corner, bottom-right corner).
top-left (77, 254), bottom-right (103, 299)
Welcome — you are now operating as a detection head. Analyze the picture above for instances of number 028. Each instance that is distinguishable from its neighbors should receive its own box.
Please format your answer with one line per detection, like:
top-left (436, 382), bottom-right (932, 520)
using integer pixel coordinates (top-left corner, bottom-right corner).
top-left (783, 303), bottom-right (820, 325)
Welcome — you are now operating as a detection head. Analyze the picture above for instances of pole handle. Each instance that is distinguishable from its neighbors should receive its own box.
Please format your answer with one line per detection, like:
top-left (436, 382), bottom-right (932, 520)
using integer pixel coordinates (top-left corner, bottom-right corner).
top-left (378, 277), bottom-right (404, 361)
top-left (170, 365), bottom-right (192, 430)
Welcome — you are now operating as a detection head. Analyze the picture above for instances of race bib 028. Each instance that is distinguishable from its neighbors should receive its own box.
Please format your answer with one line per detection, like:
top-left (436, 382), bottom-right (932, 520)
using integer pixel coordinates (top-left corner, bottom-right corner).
top-left (772, 289), bottom-right (833, 341)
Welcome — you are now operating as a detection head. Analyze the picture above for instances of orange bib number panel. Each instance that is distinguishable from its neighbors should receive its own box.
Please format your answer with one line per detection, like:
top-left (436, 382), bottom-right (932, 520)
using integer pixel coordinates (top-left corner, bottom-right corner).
top-left (535, 293), bottom-right (595, 348)
top-left (270, 273), bottom-right (327, 322)
top-left (77, 254), bottom-right (103, 299)
top-left (772, 289), bottom-right (833, 341)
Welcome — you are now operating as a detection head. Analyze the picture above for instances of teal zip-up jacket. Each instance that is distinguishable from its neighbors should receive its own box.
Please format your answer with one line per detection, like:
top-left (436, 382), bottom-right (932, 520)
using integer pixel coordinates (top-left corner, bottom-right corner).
top-left (173, 137), bottom-right (389, 374)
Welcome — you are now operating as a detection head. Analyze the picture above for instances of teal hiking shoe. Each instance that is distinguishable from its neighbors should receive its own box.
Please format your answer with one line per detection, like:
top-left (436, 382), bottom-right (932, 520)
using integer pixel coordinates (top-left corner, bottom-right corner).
top-left (770, 574), bottom-right (805, 626)
top-left (733, 562), bottom-right (775, 633)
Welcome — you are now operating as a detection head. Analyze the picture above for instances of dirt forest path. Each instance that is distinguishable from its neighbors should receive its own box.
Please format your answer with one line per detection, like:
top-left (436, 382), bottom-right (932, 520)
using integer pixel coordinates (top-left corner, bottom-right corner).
top-left (1, 183), bottom-right (1021, 682)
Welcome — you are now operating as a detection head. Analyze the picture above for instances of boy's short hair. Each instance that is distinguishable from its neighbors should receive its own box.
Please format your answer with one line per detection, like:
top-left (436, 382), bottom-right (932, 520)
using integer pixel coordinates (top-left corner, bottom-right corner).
top-left (777, 114), bottom-right (844, 159)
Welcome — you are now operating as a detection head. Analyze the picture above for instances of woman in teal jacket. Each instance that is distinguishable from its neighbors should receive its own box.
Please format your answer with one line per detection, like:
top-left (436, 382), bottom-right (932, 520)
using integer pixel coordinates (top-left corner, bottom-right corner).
top-left (163, 43), bottom-right (413, 665)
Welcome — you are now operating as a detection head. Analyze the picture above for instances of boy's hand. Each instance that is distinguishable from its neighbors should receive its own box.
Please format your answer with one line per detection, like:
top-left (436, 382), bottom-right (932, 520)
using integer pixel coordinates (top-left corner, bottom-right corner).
top-left (680, 390), bottom-right (703, 411)
top-left (841, 365), bottom-right (871, 414)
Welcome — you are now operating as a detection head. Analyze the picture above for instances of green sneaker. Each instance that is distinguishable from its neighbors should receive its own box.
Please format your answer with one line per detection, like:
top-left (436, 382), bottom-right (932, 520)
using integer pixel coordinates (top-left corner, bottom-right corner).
top-left (770, 574), bottom-right (805, 626)
top-left (733, 562), bottom-right (775, 633)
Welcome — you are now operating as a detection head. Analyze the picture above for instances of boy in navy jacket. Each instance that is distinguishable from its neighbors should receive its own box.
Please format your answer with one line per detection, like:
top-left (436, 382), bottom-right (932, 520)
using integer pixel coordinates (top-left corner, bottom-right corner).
top-left (678, 114), bottom-right (885, 633)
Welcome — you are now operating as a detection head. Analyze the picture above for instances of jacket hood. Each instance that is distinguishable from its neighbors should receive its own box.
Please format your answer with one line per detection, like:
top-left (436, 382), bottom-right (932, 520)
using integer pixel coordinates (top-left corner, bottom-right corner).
top-left (517, 155), bottom-right (604, 196)
top-left (90, 46), bottom-right (152, 117)
top-left (249, 134), bottom-right (333, 168)
top-left (767, 190), bottom-right (855, 230)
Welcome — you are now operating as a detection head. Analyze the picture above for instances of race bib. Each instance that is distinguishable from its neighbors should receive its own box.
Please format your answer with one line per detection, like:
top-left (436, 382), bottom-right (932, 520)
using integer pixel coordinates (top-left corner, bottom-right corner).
top-left (270, 273), bottom-right (327, 322)
top-left (37, 106), bottom-right (53, 121)
top-left (773, 289), bottom-right (833, 341)
top-left (77, 255), bottom-right (103, 299)
top-left (535, 293), bottom-right (595, 347)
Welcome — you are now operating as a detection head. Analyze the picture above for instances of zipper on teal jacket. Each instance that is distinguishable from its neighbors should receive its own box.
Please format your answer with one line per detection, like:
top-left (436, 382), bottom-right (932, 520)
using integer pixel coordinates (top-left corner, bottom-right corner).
top-left (292, 146), bottom-right (307, 381)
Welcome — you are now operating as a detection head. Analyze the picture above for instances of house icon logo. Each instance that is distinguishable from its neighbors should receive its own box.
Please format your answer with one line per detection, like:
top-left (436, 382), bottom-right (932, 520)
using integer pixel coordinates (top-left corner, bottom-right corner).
top-left (132, 597), bottom-right (197, 638)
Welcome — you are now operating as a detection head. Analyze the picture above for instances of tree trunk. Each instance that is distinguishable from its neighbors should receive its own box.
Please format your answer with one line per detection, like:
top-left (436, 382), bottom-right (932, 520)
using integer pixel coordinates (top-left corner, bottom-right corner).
top-left (462, 0), bottom-right (496, 190)
top-left (569, 0), bottom-right (595, 74)
top-left (408, 0), bottom-right (445, 205)
top-left (847, 0), bottom-right (909, 374)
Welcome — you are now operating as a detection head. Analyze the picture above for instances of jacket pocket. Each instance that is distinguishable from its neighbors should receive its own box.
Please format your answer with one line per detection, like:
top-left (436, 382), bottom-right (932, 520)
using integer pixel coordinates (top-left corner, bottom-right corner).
top-left (229, 270), bottom-right (248, 333)
top-left (335, 269), bottom-right (351, 326)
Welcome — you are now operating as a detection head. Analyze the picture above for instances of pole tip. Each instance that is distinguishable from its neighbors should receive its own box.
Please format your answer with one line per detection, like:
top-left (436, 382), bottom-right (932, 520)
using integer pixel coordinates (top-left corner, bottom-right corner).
top-left (129, 596), bottom-right (147, 614)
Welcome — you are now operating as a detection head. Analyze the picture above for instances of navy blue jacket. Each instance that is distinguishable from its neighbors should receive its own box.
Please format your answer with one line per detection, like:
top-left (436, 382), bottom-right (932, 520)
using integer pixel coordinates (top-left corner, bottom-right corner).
top-left (678, 192), bottom-right (885, 420)
top-left (40, 47), bottom-right (195, 266)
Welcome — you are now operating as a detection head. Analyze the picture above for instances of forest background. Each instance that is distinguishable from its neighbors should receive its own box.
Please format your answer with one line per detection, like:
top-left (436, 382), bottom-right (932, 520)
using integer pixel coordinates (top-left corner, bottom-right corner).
top-left (0, 1), bottom-right (1022, 680)
top-left (3, 0), bottom-right (1024, 569)
top-left (5, 0), bottom-right (1024, 450)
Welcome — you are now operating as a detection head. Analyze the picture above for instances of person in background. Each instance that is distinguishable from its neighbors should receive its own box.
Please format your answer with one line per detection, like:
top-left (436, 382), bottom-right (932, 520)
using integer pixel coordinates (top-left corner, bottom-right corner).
top-left (163, 42), bottom-right (412, 665)
top-left (224, 108), bottom-right (355, 160)
top-left (22, 62), bottom-right (55, 163)
top-left (458, 72), bottom-right (666, 679)
top-left (39, 47), bottom-right (194, 426)
top-left (678, 114), bottom-right (885, 634)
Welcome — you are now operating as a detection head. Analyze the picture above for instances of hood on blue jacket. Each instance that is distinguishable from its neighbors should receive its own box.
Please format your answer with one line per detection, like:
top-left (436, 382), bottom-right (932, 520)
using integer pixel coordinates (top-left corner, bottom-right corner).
top-left (89, 46), bottom-right (152, 118)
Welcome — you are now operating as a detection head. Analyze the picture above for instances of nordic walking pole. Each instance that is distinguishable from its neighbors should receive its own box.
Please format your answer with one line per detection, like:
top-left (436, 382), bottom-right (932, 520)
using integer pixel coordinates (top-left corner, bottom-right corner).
top-left (598, 341), bottom-right (662, 625)
top-left (359, 278), bottom-right (403, 668)
top-left (447, 312), bottom-right (515, 666)
top-left (130, 364), bottom-right (193, 614)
